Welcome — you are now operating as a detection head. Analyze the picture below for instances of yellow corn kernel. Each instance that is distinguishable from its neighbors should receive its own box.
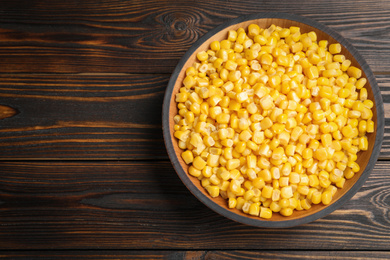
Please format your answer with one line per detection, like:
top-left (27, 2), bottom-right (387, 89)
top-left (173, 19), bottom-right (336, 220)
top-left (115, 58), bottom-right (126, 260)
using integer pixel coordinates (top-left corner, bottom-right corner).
top-left (176, 92), bottom-right (189, 103)
top-left (250, 130), bottom-right (264, 144)
top-left (245, 139), bottom-right (257, 150)
top-left (325, 185), bottom-right (338, 197)
top-left (226, 159), bottom-right (240, 170)
top-left (229, 179), bottom-right (241, 193)
top-left (188, 166), bottom-right (202, 177)
top-left (262, 186), bottom-right (273, 199)
top-left (340, 59), bottom-right (351, 71)
top-left (311, 191), bottom-right (322, 204)
top-left (329, 43), bottom-right (341, 54)
top-left (206, 185), bottom-right (219, 198)
top-left (280, 207), bottom-right (293, 217)
top-left (258, 142), bottom-right (270, 156)
top-left (243, 151), bottom-right (255, 165)
top-left (336, 161), bottom-right (347, 171)
top-left (270, 123), bottom-right (285, 135)
top-left (289, 198), bottom-right (298, 209)
top-left (306, 31), bottom-right (316, 41)
top-left (308, 139), bottom-right (320, 150)
top-left (331, 150), bottom-right (345, 162)
top-left (196, 51), bottom-right (208, 62)
top-left (289, 172), bottom-right (300, 184)
top-left (367, 120), bottom-right (374, 133)
top-left (302, 148), bottom-right (313, 160)
top-left (291, 42), bottom-right (303, 53)
top-left (220, 39), bottom-right (232, 50)
top-left (306, 188), bottom-right (316, 200)
top-left (268, 188), bottom-right (280, 202)
top-left (183, 75), bottom-right (197, 89)
top-left (181, 150), bottom-right (194, 164)
top-left (281, 186), bottom-right (293, 199)
top-left (348, 161), bottom-right (360, 173)
top-left (321, 133), bottom-right (333, 147)
top-left (193, 156), bottom-right (207, 170)
top-left (319, 122), bottom-right (331, 134)
top-left (284, 145), bottom-right (295, 157)
top-left (360, 107), bottom-right (373, 120)
top-left (347, 66), bottom-right (362, 79)
top-left (341, 124), bottom-right (355, 138)
top-left (258, 169), bottom-right (272, 182)
top-left (251, 177), bottom-right (265, 190)
top-left (278, 197), bottom-right (289, 209)
top-left (267, 202), bottom-right (280, 214)
top-left (335, 177), bottom-right (346, 188)
top-left (259, 95), bottom-right (274, 110)
top-left (321, 190), bottom-right (333, 205)
top-left (234, 197), bottom-right (245, 210)
top-left (174, 130), bottom-right (190, 142)
top-left (243, 190), bottom-right (255, 202)
top-left (308, 52), bottom-right (321, 64)
top-left (291, 126), bottom-right (303, 142)
top-left (246, 202), bottom-right (259, 216)
top-left (218, 170), bottom-right (231, 182)
top-left (355, 77), bottom-right (366, 89)
top-left (343, 167), bottom-right (354, 180)
top-left (304, 66), bottom-right (319, 79)
top-left (228, 197), bottom-right (237, 208)
top-left (215, 112), bottom-right (230, 124)
top-left (359, 136), bottom-right (368, 151)
top-left (331, 103), bottom-right (342, 115)
top-left (359, 87), bottom-right (368, 101)
top-left (297, 185), bottom-right (310, 196)
top-left (258, 117), bottom-right (272, 131)
top-left (201, 166), bottom-right (212, 178)
top-left (235, 141), bottom-right (247, 153)
top-left (319, 86), bottom-right (332, 99)
top-left (257, 156), bottom-right (270, 169)
top-left (309, 174), bottom-right (319, 187)
top-left (259, 207), bottom-right (272, 219)
top-left (210, 41), bottom-right (223, 54)
top-left (272, 147), bottom-right (285, 160)
top-left (299, 199), bottom-right (311, 210)
top-left (186, 66), bottom-right (198, 77)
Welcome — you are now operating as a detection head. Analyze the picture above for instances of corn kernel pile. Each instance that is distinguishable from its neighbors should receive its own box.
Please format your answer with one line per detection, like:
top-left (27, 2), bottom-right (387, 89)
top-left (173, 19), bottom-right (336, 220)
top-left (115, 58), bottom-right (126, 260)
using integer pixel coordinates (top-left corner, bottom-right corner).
top-left (173, 24), bottom-right (374, 219)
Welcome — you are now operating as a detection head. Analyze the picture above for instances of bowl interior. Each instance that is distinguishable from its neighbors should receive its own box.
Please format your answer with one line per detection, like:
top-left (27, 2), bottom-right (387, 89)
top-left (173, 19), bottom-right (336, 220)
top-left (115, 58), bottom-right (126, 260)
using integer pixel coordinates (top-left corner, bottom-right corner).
top-left (165, 15), bottom-right (382, 226)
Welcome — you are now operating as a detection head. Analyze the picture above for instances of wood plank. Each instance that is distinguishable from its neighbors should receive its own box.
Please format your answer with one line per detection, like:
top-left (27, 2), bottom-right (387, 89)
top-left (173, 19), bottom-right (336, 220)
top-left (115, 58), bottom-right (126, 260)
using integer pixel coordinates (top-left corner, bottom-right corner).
top-left (377, 74), bottom-right (390, 159)
top-left (0, 160), bottom-right (389, 250)
top-left (1, 250), bottom-right (390, 259)
top-left (0, 0), bottom-right (388, 73)
top-left (0, 74), bottom-right (389, 159)
top-left (0, 74), bottom-right (167, 159)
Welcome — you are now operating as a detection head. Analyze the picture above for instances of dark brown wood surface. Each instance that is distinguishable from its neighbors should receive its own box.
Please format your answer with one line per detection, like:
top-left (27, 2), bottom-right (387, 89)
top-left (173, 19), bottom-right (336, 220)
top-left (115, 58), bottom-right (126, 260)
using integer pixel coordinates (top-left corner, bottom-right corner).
top-left (0, 0), bottom-right (390, 258)
top-left (2, 251), bottom-right (390, 260)
top-left (1, 161), bottom-right (390, 250)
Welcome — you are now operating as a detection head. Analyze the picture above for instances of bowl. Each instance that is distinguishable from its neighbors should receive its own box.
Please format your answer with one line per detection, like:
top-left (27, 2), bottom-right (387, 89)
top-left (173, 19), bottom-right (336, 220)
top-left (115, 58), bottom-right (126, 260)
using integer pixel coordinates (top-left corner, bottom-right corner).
top-left (162, 12), bottom-right (384, 228)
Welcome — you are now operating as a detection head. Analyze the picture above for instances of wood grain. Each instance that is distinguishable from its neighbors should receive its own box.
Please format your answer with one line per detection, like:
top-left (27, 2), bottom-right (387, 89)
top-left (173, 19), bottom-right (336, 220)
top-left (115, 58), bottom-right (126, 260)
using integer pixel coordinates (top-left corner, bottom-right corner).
top-left (0, 105), bottom-right (18, 119)
top-left (0, 0), bottom-right (388, 73)
top-left (0, 160), bottom-right (389, 250)
top-left (0, 0), bottom-right (389, 256)
top-left (1, 250), bottom-right (390, 259)
top-left (0, 74), bottom-right (390, 160)
top-left (0, 74), bottom-right (167, 159)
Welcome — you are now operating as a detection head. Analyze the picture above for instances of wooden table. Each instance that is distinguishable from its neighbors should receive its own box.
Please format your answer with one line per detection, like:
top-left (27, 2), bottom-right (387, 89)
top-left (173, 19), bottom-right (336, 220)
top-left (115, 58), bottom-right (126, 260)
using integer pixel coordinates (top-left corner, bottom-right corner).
top-left (1, 1), bottom-right (389, 259)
